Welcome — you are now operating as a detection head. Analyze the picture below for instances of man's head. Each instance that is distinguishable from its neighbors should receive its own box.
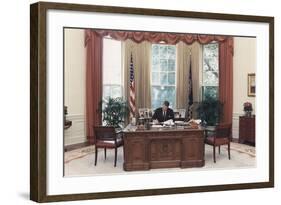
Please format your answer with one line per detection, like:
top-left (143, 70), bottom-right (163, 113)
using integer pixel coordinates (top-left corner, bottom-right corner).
top-left (162, 101), bottom-right (170, 111)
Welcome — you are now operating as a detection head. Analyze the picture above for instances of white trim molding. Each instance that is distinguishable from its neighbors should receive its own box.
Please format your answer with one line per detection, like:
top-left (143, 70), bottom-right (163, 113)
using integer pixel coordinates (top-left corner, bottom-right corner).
top-left (64, 114), bottom-right (86, 146)
top-left (232, 112), bottom-right (243, 139)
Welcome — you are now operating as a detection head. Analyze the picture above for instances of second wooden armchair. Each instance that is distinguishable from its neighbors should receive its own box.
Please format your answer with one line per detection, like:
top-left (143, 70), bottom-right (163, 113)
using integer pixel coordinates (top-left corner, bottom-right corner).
top-left (205, 123), bottom-right (232, 163)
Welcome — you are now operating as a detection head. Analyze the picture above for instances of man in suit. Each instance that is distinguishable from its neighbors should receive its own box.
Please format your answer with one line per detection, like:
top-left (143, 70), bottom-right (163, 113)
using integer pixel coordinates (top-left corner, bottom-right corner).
top-left (152, 101), bottom-right (174, 123)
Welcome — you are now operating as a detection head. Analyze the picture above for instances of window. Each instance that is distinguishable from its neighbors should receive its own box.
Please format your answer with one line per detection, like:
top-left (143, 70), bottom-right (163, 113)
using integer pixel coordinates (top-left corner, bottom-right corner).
top-left (202, 43), bottom-right (219, 99)
top-left (102, 38), bottom-right (123, 99)
top-left (151, 44), bottom-right (176, 109)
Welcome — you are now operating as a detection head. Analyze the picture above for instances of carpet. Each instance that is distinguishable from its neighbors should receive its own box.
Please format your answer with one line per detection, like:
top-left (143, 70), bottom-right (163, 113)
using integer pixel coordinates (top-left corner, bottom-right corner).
top-left (64, 142), bottom-right (256, 177)
top-left (64, 145), bottom-right (95, 163)
top-left (64, 142), bottom-right (255, 163)
top-left (224, 142), bottom-right (255, 157)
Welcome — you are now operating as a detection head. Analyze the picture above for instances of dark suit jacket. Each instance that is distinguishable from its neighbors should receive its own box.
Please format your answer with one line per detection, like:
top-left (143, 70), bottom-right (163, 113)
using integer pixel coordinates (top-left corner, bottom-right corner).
top-left (152, 108), bottom-right (174, 122)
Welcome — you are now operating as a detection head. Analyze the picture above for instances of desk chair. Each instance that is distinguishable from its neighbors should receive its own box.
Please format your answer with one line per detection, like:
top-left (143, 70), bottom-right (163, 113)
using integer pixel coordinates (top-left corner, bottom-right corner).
top-left (205, 123), bottom-right (232, 163)
top-left (94, 126), bottom-right (123, 167)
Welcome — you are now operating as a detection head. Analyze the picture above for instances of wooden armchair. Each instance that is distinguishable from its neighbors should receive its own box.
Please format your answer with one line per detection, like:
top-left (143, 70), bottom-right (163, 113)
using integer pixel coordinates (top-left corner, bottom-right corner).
top-left (205, 123), bottom-right (232, 163)
top-left (93, 126), bottom-right (123, 167)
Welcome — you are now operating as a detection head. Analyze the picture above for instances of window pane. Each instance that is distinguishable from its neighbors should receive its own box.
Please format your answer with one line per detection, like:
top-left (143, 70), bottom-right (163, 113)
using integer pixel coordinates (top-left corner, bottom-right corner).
top-left (160, 59), bottom-right (168, 71)
top-left (203, 71), bottom-right (219, 86)
top-left (152, 44), bottom-right (159, 56)
top-left (111, 86), bottom-right (122, 98)
top-left (151, 86), bottom-right (162, 109)
top-left (103, 85), bottom-right (111, 98)
top-left (167, 46), bottom-right (176, 59)
top-left (103, 38), bottom-right (122, 85)
top-left (152, 72), bottom-right (160, 84)
top-left (168, 72), bottom-right (175, 85)
top-left (203, 43), bottom-right (219, 86)
top-left (167, 59), bottom-right (175, 71)
top-left (103, 85), bottom-right (122, 99)
top-left (202, 43), bottom-right (219, 100)
top-left (160, 46), bottom-right (167, 58)
top-left (152, 56), bottom-right (159, 71)
top-left (160, 73), bottom-right (168, 85)
top-left (151, 44), bottom-right (176, 109)
top-left (151, 86), bottom-right (176, 109)
top-left (202, 86), bottom-right (218, 100)
top-left (102, 39), bottom-right (123, 125)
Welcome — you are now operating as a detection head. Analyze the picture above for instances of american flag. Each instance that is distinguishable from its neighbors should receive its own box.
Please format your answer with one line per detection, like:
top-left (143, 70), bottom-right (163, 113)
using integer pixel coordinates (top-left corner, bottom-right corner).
top-left (129, 53), bottom-right (136, 117)
top-left (187, 58), bottom-right (193, 120)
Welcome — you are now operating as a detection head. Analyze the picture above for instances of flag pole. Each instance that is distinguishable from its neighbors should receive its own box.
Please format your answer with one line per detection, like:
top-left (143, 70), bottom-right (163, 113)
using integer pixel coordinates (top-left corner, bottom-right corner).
top-left (186, 50), bottom-right (193, 121)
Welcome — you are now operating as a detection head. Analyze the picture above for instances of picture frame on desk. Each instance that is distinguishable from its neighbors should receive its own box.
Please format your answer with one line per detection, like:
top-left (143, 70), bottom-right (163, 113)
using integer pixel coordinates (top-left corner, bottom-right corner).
top-left (138, 108), bottom-right (153, 118)
top-left (30, 1), bottom-right (274, 202)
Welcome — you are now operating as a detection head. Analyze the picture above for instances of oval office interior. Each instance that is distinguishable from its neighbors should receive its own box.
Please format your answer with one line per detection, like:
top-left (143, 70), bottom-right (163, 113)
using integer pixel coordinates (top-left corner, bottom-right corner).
top-left (63, 28), bottom-right (256, 175)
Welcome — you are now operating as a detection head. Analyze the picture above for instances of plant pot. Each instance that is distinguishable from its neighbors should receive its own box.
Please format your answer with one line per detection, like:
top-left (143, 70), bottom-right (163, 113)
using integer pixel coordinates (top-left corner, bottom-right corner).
top-left (245, 111), bottom-right (252, 117)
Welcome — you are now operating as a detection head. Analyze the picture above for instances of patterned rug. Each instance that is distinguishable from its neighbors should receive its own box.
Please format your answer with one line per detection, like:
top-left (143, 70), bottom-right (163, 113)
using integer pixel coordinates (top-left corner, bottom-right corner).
top-left (64, 142), bottom-right (255, 163)
top-left (224, 142), bottom-right (255, 157)
top-left (64, 145), bottom-right (95, 163)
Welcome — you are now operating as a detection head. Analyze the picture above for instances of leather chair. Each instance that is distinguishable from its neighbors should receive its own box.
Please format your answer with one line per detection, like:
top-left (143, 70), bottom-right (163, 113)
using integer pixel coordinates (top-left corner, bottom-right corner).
top-left (94, 126), bottom-right (123, 167)
top-left (205, 123), bottom-right (232, 163)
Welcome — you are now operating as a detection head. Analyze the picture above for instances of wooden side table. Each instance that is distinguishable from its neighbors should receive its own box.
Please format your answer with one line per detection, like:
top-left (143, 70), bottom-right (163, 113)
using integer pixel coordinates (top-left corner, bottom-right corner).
top-left (239, 115), bottom-right (255, 145)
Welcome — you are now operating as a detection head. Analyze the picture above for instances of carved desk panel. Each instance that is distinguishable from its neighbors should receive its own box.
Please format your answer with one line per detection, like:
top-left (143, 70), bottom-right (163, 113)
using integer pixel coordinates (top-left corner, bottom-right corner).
top-left (123, 128), bottom-right (205, 171)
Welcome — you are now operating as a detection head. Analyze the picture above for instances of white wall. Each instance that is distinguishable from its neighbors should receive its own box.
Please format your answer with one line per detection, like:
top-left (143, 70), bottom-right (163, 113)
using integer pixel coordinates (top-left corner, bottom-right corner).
top-left (64, 28), bottom-right (86, 145)
top-left (232, 37), bottom-right (256, 138)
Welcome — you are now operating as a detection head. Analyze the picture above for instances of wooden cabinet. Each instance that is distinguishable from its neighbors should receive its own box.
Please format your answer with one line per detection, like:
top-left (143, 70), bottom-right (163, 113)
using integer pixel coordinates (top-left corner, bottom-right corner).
top-left (239, 115), bottom-right (255, 145)
top-left (123, 129), bottom-right (205, 171)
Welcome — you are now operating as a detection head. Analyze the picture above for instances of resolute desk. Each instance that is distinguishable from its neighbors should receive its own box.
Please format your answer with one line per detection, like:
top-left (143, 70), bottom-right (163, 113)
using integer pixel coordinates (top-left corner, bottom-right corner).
top-left (123, 125), bottom-right (205, 171)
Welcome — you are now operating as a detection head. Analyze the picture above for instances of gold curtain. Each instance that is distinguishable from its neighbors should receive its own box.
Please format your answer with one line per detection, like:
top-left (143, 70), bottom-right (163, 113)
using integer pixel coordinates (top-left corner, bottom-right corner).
top-left (122, 39), bottom-right (152, 114)
top-left (176, 41), bottom-right (190, 109)
top-left (191, 42), bottom-right (203, 103)
top-left (176, 41), bottom-right (202, 109)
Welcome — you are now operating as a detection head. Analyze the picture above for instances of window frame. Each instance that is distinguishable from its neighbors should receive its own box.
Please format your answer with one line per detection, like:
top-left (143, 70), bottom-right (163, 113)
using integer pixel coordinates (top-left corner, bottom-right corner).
top-left (202, 42), bottom-right (219, 100)
top-left (151, 44), bottom-right (177, 109)
top-left (102, 38), bottom-right (123, 100)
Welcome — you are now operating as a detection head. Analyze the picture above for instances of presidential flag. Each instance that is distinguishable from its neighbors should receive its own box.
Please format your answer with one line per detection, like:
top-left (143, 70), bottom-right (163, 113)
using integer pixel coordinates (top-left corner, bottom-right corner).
top-left (129, 53), bottom-right (136, 117)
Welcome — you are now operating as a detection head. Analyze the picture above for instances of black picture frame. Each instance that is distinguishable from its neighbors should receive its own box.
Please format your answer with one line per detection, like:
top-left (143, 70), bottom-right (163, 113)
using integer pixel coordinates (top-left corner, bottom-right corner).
top-left (30, 1), bottom-right (274, 202)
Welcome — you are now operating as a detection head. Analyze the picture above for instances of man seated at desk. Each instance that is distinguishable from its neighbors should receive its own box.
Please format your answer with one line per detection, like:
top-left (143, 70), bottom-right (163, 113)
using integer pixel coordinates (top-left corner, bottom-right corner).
top-left (152, 101), bottom-right (174, 123)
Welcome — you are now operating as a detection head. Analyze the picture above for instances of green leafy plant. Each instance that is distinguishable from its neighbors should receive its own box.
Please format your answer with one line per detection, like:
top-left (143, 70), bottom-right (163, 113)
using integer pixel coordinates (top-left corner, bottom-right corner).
top-left (196, 97), bottom-right (223, 126)
top-left (99, 97), bottom-right (129, 128)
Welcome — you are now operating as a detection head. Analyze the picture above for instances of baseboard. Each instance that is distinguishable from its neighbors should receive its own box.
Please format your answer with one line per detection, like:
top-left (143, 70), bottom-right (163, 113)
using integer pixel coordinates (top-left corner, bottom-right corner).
top-left (64, 142), bottom-right (89, 152)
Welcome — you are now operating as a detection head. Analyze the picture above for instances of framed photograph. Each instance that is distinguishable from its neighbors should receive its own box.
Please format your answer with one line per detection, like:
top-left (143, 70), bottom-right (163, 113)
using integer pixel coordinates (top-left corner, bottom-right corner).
top-left (30, 1), bottom-right (274, 202)
top-left (138, 108), bottom-right (151, 118)
top-left (248, 73), bottom-right (256, 97)
top-left (174, 109), bottom-right (186, 119)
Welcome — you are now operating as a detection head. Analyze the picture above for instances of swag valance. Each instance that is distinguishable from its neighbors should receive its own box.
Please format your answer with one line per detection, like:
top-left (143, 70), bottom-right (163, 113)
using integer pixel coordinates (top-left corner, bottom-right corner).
top-left (88, 30), bottom-right (229, 45)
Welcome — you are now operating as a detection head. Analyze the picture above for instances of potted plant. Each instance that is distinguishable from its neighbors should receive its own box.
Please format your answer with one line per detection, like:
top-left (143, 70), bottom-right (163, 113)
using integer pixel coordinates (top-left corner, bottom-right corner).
top-left (196, 96), bottom-right (223, 126)
top-left (99, 97), bottom-right (129, 128)
top-left (243, 102), bottom-right (253, 117)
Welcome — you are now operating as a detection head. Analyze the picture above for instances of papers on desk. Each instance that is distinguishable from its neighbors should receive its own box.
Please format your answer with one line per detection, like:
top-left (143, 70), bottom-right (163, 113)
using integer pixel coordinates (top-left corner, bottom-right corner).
top-left (151, 125), bottom-right (163, 128)
top-left (187, 119), bottom-right (201, 125)
top-left (163, 119), bottom-right (175, 126)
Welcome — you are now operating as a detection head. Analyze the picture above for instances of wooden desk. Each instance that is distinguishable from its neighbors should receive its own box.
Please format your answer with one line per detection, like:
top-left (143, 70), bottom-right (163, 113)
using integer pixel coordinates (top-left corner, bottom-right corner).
top-left (123, 126), bottom-right (205, 171)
